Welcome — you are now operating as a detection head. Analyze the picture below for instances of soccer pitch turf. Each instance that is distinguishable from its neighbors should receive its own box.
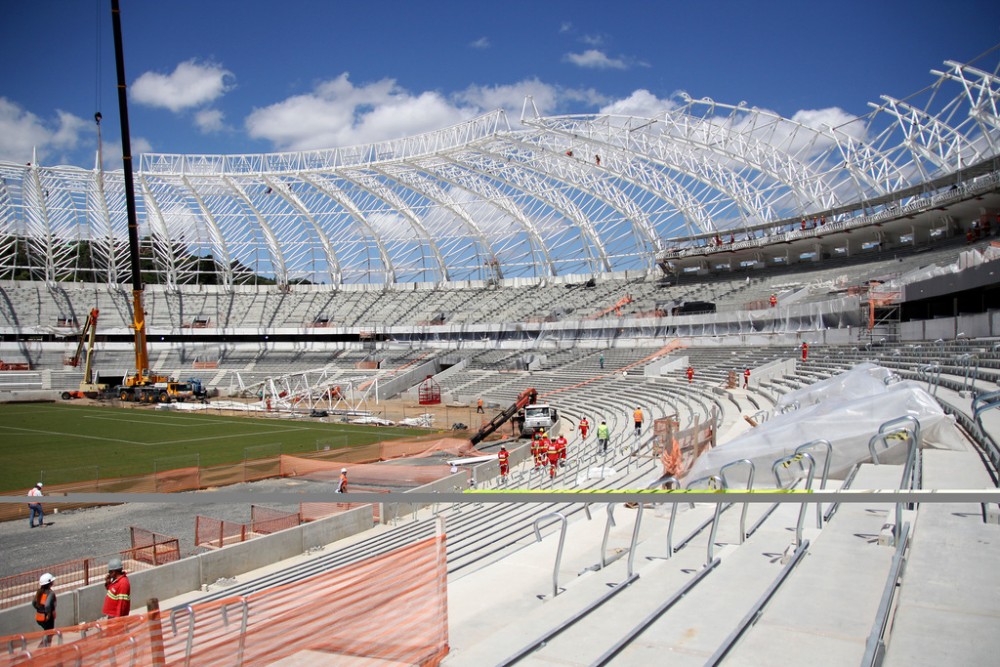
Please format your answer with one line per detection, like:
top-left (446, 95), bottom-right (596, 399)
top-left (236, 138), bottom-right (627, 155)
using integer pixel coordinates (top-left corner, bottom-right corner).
top-left (0, 402), bottom-right (434, 493)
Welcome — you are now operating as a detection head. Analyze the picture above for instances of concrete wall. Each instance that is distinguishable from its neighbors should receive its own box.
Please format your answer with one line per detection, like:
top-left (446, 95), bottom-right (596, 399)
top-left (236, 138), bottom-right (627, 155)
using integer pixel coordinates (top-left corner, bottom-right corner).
top-left (0, 505), bottom-right (374, 636)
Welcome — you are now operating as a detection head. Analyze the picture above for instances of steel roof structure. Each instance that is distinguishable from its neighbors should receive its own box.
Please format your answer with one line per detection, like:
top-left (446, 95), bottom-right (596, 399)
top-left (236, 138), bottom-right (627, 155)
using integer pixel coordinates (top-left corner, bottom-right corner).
top-left (1, 52), bottom-right (998, 288)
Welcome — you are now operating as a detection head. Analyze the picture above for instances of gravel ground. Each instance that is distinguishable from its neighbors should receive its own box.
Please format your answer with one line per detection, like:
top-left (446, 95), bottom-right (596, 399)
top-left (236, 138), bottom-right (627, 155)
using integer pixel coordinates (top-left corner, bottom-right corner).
top-left (0, 475), bottom-right (344, 579)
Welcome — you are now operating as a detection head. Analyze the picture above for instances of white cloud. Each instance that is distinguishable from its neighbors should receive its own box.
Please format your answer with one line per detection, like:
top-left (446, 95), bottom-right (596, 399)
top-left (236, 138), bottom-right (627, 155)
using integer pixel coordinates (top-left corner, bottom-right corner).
top-left (245, 74), bottom-right (614, 151)
top-left (132, 59), bottom-right (234, 113)
top-left (0, 98), bottom-right (88, 164)
top-left (245, 73), bottom-right (473, 151)
top-left (580, 34), bottom-right (603, 47)
top-left (194, 108), bottom-right (226, 133)
top-left (559, 22), bottom-right (573, 33)
top-left (792, 107), bottom-right (865, 140)
top-left (469, 36), bottom-right (490, 49)
top-left (599, 90), bottom-right (676, 117)
top-left (564, 49), bottom-right (628, 70)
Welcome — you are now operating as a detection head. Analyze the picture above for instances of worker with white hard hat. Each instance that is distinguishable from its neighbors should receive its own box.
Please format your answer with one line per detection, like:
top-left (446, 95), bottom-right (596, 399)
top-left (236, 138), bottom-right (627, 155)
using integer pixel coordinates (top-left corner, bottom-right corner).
top-left (103, 557), bottom-right (131, 618)
top-left (27, 482), bottom-right (44, 528)
top-left (337, 468), bottom-right (348, 494)
top-left (33, 573), bottom-right (56, 643)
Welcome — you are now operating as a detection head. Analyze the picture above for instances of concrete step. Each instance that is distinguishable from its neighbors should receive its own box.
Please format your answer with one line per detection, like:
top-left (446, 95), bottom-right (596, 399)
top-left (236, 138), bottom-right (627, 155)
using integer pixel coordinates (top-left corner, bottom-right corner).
top-left (721, 464), bottom-right (904, 666)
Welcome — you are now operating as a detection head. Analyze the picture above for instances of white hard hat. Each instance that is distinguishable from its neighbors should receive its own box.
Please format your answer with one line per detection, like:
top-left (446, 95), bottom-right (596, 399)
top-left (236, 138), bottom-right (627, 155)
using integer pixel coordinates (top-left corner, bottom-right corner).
top-left (36, 482), bottom-right (43, 488)
top-left (39, 573), bottom-right (55, 586)
top-left (341, 468), bottom-right (347, 473)
top-left (108, 557), bottom-right (123, 571)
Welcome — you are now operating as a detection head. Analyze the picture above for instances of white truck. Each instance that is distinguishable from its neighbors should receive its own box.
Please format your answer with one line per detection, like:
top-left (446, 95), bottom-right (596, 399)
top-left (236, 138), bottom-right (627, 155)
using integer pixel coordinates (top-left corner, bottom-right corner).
top-left (523, 404), bottom-right (558, 434)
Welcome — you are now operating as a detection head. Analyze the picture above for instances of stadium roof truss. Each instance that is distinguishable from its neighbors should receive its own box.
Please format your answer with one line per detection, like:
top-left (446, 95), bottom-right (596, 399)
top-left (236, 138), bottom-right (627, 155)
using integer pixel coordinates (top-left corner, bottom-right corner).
top-left (1, 53), bottom-right (998, 288)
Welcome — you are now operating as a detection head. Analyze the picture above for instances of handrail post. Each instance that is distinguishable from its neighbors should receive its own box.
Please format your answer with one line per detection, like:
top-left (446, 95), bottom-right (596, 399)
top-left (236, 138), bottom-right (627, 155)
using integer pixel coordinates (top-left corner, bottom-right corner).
top-left (684, 474), bottom-right (725, 564)
top-left (600, 503), bottom-right (617, 569)
top-left (720, 459), bottom-right (755, 543)
top-left (771, 452), bottom-right (815, 547)
top-left (533, 512), bottom-right (567, 598)
top-left (795, 440), bottom-right (831, 528)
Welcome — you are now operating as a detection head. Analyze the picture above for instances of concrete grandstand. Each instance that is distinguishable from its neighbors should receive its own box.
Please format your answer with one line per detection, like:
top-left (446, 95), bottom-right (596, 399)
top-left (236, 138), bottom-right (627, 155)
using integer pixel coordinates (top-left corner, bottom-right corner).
top-left (1, 51), bottom-right (1000, 665)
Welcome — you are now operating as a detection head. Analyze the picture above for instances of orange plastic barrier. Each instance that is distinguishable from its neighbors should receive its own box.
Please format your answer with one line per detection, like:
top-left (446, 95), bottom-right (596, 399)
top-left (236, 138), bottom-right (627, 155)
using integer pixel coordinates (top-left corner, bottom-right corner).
top-left (1, 535), bottom-right (449, 666)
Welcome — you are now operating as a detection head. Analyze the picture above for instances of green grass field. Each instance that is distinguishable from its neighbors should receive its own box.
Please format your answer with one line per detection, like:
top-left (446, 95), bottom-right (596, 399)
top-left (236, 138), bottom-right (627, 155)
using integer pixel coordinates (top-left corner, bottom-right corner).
top-left (0, 402), bottom-right (435, 493)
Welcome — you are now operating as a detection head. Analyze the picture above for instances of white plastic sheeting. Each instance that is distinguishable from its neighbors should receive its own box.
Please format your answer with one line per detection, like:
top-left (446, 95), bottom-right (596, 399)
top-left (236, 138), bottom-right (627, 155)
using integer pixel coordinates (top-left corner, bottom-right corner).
top-left (683, 363), bottom-right (967, 486)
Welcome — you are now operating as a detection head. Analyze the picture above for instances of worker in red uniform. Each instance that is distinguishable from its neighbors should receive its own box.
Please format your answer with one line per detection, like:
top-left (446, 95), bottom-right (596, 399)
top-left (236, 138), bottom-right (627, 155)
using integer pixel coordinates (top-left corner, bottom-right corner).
top-left (556, 434), bottom-right (568, 464)
top-left (103, 558), bottom-right (131, 618)
top-left (743, 368), bottom-right (751, 389)
top-left (801, 341), bottom-right (809, 362)
top-left (686, 366), bottom-right (695, 384)
top-left (769, 293), bottom-right (777, 308)
top-left (531, 432), bottom-right (543, 467)
top-left (578, 417), bottom-right (590, 440)
top-left (546, 437), bottom-right (560, 479)
top-left (497, 446), bottom-right (509, 478)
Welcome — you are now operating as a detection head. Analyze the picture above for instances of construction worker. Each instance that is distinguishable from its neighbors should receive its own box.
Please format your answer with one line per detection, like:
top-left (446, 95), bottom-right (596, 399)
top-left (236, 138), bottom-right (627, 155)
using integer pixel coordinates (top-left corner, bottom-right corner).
top-left (801, 341), bottom-right (809, 362)
top-left (599, 352), bottom-right (605, 369)
top-left (27, 482), bottom-right (44, 528)
top-left (769, 293), bottom-right (777, 308)
top-left (498, 446), bottom-right (509, 478)
top-left (743, 368), bottom-right (751, 389)
top-left (686, 366), bottom-right (695, 384)
top-left (33, 573), bottom-right (56, 646)
top-left (578, 416), bottom-right (590, 440)
top-left (597, 420), bottom-right (610, 453)
top-left (476, 398), bottom-right (484, 414)
top-left (557, 433), bottom-right (568, 464)
top-left (337, 468), bottom-right (348, 493)
top-left (546, 436), bottom-right (560, 479)
top-left (533, 431), bottom-right (548, 468)
top-left (103, 558), bottom-right (131, 618)
top-left (633, 407), bottom-right (643, 437)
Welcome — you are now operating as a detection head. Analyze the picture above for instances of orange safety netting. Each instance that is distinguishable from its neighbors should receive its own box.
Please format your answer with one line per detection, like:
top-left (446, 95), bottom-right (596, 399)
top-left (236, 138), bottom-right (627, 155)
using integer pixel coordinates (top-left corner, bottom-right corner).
top-left (0, 435), bottom-right (484, 523)
top-left (1, 534), bottom-right (449, 667)
top-left (280, 455), bottom-right (454, 488)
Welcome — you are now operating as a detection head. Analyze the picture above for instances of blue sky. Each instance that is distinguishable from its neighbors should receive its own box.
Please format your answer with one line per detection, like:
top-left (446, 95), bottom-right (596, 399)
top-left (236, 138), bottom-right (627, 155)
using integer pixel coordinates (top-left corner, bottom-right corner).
top-left (2, 0), bottom-right (998, 169)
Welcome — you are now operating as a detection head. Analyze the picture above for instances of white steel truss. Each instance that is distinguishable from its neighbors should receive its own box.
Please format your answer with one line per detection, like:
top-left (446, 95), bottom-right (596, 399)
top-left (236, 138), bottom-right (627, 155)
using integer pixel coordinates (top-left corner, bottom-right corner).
top-left (1, 52), bottom-right (999, 287)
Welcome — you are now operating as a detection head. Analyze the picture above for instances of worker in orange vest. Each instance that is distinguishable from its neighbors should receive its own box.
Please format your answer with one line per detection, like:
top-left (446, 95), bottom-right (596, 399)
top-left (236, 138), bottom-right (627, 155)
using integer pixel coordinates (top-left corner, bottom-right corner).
top-left (743, 368), bottom-right (751, 388)
top-left (633, 407), bottom-right (644, 437)
top-left (497, 446), bottom-right (509, 478)
top-left (801, 341), bottom-right (809, 362)
top-left (33, 573), bottom-right (56, 646)
top-left (476, 398), bottom-right (484, 414)
top-left (546, 437), bottom-right (560, 478)
top-left (578, 417), bottom-right (590, 439)
top-left (686, 366), bottom-right (695, 384)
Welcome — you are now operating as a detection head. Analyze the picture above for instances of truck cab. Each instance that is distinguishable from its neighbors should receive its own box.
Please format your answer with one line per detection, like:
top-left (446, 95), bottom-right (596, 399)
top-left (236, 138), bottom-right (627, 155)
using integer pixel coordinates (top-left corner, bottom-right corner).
top-left (523, 404), bottom-right (558, 433)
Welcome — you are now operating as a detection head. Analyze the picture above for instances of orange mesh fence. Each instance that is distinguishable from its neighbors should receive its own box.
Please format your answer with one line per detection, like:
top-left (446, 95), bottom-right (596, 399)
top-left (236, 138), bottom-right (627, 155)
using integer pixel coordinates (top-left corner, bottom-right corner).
top-left (0, 547), bottom-right (171, 612)
top-left (129, 528), bottom-right (181, 566)
top-left (280, 455), bottom-right (453, 487)
top-left (0, 435), bottom-right (478, 522)
top-left (300, 492), bottom-right (387, 523)
top-left (249, 505), bottom-right (300, 534)
top-left (1, 534), bottom-right (449, 667)
top-left (194, 515), bottom-right (249, 549)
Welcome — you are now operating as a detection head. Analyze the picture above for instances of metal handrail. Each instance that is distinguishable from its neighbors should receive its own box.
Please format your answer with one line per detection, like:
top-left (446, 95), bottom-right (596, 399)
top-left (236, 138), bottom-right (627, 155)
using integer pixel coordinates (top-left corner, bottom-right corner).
top-left (719, 459), bottom-right (755, 543)
top-left (862, 521), bottom-right (911, 666)
top-left (918, 363), bottom-right (941, 396)
top-left (533, 512), bottom-right (568, 599)
top-left (684, 474), bottom-right (725, 564)
top-left (771, 452), bottom-right (815, 546)
top-left (600, 503), bottom-right (618, 570)
top-left (794, 439), bottom-right (832, 529)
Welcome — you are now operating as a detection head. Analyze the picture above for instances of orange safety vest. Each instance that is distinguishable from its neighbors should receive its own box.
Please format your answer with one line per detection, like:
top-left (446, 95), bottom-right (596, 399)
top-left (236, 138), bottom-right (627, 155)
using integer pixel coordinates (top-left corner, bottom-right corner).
top-left (34, 591), bottom-right (54, 623)
top-left (633, 408), bottom-right (643, 423)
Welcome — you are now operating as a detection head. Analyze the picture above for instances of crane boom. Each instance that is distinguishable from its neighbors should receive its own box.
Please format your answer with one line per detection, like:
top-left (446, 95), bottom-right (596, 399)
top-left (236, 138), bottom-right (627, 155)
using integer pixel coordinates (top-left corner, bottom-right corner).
top-left (111, 0), bottom-right (152, 384)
